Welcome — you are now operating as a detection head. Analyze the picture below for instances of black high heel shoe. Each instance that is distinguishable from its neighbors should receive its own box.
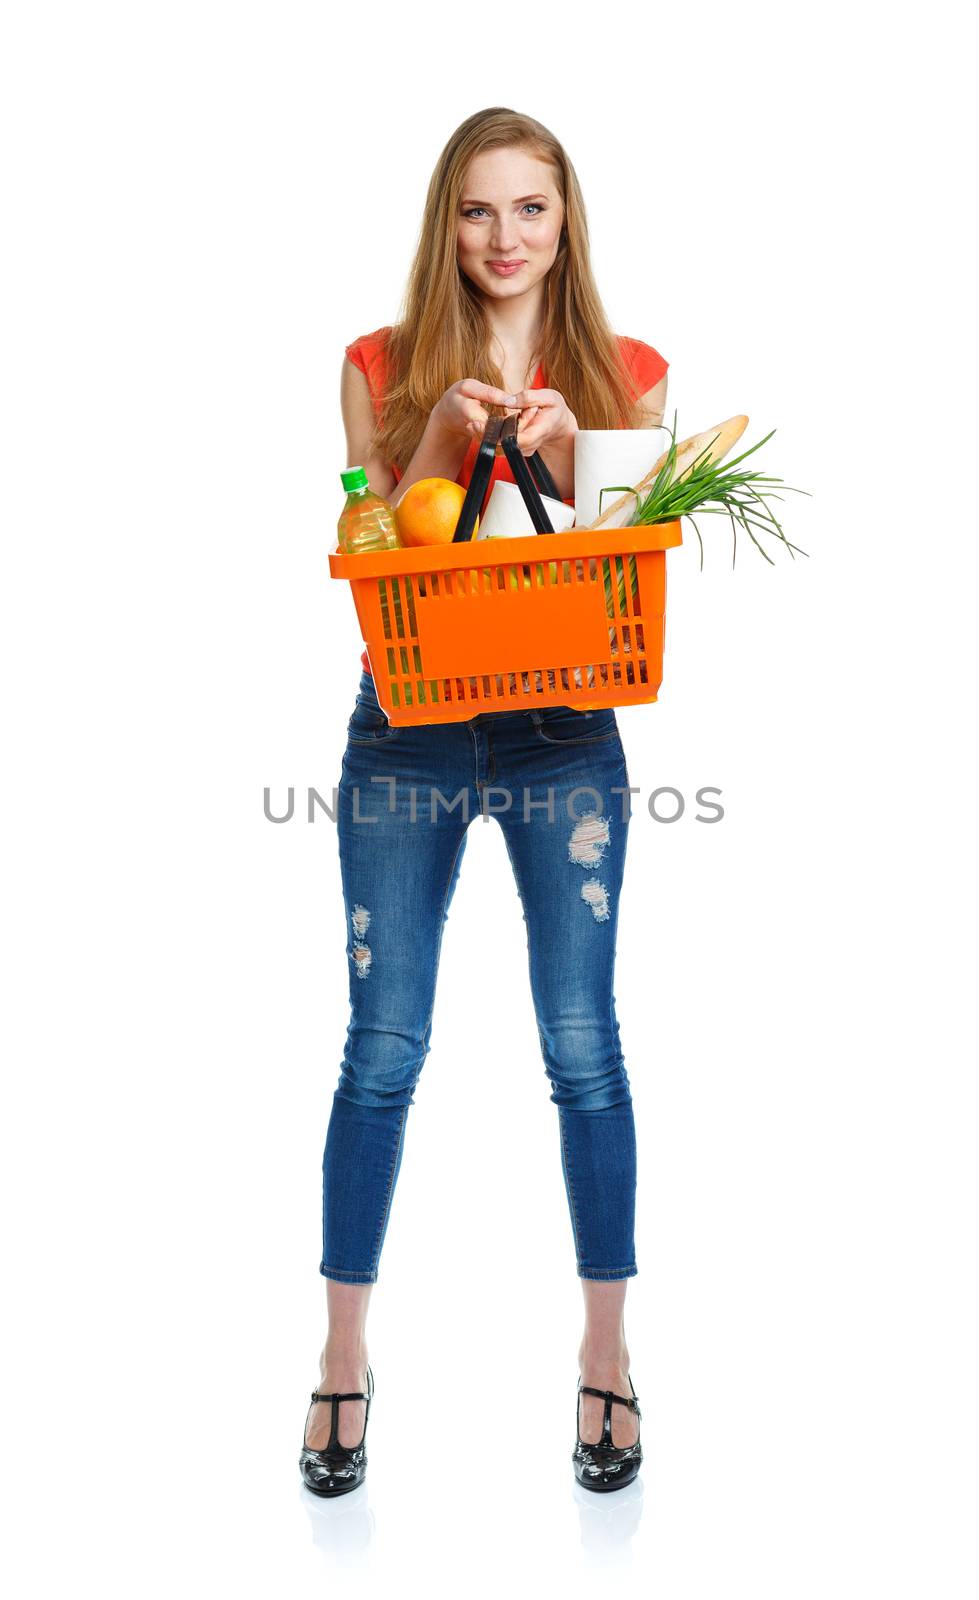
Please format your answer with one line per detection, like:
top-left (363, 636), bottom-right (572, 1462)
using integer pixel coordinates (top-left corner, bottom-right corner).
top-left (572, 1372), bottom-right (643, 1492)
top-left (299, 1364), bottom-right (373, 1497)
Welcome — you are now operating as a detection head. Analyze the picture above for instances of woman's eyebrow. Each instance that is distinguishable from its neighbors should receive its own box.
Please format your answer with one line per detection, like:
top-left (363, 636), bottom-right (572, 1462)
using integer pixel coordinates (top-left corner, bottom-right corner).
top-left (461, 193), bottom-right (550, 205)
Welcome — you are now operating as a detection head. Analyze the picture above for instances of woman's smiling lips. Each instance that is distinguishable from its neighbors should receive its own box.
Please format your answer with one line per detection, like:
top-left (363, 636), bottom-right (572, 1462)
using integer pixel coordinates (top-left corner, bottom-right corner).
top-left (487, 259), bottom-right (526, 276)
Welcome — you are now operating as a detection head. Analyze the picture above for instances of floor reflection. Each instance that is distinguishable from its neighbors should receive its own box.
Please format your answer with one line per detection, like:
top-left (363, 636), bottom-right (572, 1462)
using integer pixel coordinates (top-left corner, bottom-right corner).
top-left (574, 1474), bottom-right (644, 1563)
top-left (299, 1479), bottom-right (375, 1560)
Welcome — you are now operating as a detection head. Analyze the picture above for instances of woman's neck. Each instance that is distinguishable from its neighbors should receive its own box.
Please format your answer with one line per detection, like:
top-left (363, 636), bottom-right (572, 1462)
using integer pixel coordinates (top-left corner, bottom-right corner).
top-left (481, 281), bottom-right (546, 376)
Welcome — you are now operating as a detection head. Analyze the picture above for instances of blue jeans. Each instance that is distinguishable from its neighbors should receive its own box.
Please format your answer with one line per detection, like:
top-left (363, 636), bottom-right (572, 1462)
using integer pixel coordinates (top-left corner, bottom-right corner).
top-left (321, 669), bottom-right (638, 1284)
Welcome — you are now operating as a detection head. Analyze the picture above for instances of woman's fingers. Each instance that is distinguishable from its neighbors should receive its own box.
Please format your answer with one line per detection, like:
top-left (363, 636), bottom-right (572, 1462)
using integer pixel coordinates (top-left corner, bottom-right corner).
top-left (458, 382), bottom-right (563, 446)
top-left (465, 405), bottom-right (506, 437)
top-left (460, 379), bottom-right (520, 407)
top-left (510, 387), bottom-right (556, 409)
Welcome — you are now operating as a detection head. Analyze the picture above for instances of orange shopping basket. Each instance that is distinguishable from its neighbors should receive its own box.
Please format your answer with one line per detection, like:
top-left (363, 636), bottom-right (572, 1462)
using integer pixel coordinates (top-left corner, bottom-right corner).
top-left (329, 414), bottom-right (682, 726)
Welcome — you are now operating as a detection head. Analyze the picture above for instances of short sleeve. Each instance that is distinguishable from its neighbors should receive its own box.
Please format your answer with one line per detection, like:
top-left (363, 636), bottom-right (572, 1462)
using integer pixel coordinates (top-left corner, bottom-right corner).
top-left (344, 337), bottom-right (370, 377)
top-left (344, 327), bottom-right (395, 427)
top-left (344, 326), bottom-right (393, 397)
top-left (618, 335), bottom-right (669, 400)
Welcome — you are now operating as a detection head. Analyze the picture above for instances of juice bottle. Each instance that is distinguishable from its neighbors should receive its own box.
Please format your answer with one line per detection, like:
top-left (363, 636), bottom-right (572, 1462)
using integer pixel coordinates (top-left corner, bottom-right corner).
top-left (337, 466), bottom-right (401, 554)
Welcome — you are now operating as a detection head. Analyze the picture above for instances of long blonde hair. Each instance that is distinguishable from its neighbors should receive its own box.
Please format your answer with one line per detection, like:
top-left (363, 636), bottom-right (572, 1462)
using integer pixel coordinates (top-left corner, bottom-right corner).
top-left (371, 107), bottom-right (645, 473)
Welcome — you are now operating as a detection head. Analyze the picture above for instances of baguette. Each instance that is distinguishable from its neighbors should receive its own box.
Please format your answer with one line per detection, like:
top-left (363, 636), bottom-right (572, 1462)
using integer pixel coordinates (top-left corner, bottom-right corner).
top-left (592, 415), bottom-right (750, 528)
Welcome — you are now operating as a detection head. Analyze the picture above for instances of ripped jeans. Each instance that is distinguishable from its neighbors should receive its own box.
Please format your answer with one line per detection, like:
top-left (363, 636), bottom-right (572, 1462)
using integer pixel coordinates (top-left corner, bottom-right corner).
top-left (321, 669), bottom-right (638, 1283)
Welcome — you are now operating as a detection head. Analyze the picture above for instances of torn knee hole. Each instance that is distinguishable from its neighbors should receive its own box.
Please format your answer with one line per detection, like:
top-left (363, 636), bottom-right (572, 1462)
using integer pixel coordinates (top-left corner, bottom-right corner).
top-left (568, 813), bottom-right (610, 867)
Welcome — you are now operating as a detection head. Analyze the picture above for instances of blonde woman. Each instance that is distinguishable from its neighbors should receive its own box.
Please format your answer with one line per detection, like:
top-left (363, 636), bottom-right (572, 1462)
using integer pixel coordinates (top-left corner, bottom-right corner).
top-left (301, 107), bottom-right (667, 1497)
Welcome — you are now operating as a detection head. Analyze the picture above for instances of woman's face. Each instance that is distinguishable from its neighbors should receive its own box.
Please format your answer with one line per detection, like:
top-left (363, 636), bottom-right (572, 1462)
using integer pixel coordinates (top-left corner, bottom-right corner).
top-left (456, 146), bottom-right (564, 303)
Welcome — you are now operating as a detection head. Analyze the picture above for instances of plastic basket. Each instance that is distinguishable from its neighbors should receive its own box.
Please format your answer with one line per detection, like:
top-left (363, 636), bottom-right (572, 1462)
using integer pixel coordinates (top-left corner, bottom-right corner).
top-left (329, 415), bottom-right (682, 726)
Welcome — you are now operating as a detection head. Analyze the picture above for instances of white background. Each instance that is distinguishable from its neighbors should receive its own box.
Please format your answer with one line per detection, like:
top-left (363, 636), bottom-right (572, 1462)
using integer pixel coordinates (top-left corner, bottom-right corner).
top-left (2, 1), bottom-right (976, 1595)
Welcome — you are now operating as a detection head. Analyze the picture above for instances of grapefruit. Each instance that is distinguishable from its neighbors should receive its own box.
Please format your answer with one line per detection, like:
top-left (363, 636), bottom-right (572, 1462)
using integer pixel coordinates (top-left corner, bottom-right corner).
top-left (396, 478), bottom-right (475, 546)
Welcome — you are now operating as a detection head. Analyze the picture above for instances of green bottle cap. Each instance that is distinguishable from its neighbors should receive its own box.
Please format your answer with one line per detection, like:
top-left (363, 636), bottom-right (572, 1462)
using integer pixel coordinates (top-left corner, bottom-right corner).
top-left (341, 466), bottom-right (368, 492)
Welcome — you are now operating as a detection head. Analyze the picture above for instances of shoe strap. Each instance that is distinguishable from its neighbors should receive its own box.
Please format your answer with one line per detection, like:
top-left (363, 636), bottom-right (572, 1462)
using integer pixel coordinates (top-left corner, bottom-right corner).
top-left (577, 1383), bottom-right (641, 1448)
top-left (578, 1384), bottom-right (639, 1409)
top-left (307, 1368), bottom-right (373, 1452)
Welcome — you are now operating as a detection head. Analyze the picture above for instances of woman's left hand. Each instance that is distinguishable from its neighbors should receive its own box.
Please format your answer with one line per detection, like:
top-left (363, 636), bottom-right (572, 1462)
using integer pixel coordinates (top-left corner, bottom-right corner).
top-left (506, 387), bottom-right (578, 455)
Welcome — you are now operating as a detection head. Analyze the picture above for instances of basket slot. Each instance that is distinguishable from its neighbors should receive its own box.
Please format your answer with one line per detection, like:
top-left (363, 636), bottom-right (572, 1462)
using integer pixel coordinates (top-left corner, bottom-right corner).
top-left (374, 578), bottom-right (439, 707)
top-left (389, 676), bottom-right (438, 709)
top-left (378, 576), bottom-right (419, 642)
top-left (603, 555), bottom-right (643, 623)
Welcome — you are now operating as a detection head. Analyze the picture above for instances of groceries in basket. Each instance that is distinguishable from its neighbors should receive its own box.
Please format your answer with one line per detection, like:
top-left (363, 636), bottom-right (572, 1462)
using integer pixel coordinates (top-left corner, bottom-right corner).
top-left (396, 478), bottom-right (474, 546)
top-left (589, 413), bottom-right (810, 626)
top-left (476, 479), bottom-right (576, 541)
top-left (328, 408), bottom-right (809, 726)
top-left (473, 479), bottom-right (575, 594)
top-left (330, 413), bottom-right (679, 722)
top-left (337, 467), bottom-right (401, 555)
top-left (574, 429), bottom-right (670, 528)
top-left (586, 412), bottom-right (810, 567)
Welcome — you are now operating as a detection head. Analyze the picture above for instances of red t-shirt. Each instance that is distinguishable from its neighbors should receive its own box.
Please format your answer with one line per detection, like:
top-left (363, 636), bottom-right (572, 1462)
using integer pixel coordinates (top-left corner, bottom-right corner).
top-left (344, 327), bottom-right (669, 676)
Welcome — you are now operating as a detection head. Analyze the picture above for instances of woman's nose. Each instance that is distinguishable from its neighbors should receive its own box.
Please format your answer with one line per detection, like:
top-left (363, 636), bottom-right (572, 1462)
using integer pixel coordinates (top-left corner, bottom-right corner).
top-left (489, 219), bottom-right (520, 252)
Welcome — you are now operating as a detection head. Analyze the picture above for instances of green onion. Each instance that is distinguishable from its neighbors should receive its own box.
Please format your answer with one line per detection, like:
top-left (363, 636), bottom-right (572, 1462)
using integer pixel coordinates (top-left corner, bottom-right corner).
top-left (625, 411), bottom-right (811, 570)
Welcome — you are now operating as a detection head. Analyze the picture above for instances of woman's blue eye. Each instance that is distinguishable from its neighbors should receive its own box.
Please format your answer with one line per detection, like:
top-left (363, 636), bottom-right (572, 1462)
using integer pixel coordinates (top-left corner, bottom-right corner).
top-left (462, 204), bottom-right (545, 219)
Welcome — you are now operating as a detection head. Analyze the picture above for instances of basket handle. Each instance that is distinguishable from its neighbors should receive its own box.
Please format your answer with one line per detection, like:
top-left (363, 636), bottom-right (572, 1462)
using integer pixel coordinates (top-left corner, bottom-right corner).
top-left (452, 415), bottom-right (503, 542)
top-left (526, 446), bottom-right (560, 501)
top-left (499, 414), bottom-right (555, 533)
top-left (452, 414), bottom-right (560, 542)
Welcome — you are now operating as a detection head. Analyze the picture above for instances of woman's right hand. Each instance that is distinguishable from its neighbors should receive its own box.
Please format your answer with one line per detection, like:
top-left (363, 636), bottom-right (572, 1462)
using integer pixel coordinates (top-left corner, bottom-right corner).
top-left (430, 379), bottom-right (520, 443)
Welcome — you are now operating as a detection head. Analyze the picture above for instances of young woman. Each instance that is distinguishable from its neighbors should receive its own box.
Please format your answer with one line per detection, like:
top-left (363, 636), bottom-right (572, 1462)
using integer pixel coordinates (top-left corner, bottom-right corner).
top-left (300, 108), bottom-right (668, 1497)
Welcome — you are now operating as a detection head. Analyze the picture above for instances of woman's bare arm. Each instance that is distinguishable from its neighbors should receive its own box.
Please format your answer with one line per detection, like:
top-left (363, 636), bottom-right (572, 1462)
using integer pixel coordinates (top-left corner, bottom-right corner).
top-left (340, 358), bottom-right (398, 499)
top-left (635, 374), bottom-right (668, 429)
top-left (341, 358), bottom-right (486, 509)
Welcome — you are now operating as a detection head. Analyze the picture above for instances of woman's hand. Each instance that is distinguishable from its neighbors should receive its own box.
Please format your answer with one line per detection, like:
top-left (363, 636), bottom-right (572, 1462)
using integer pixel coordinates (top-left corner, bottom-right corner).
top-left (504, 386), bottom-right (578, 500)
top-left (430, 379), bottom-right (521, 443)
top-left (507, 387), bottom-right (578, 456)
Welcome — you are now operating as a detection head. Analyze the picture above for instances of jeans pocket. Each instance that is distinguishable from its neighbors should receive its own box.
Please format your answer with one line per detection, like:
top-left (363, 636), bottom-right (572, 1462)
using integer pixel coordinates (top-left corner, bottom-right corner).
top-left (534, 705), bottom-right (620, 745)
top-left (346, 696), bottom-right (400, 744)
